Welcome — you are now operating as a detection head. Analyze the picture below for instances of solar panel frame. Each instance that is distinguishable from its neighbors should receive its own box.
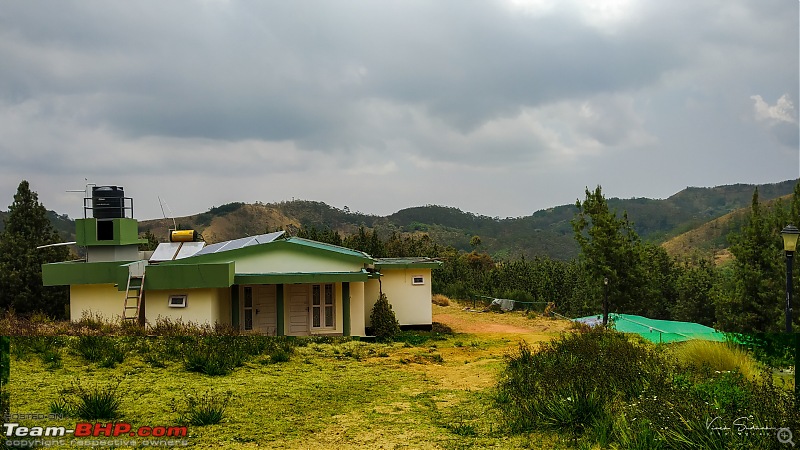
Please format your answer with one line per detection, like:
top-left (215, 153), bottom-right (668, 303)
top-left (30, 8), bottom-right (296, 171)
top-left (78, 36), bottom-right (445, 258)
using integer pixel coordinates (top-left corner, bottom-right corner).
top-left (175, 241), bottom-right (205, 259)
top-left (192, 231), bottom-right (285, 256)
top-left (150, 242), bottom-right (182, 261)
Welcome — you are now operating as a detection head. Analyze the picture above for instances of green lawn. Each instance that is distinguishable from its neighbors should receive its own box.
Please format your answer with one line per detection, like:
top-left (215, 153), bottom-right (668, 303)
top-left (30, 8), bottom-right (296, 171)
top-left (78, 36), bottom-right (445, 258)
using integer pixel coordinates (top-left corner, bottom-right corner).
top-left (7, 336), bottom-right (563, 449)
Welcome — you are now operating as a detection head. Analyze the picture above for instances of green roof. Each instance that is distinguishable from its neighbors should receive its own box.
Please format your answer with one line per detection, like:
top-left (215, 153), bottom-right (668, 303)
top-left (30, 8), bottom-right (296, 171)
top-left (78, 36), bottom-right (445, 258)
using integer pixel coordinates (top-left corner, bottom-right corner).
top-left (574, 313), bottom-right (725, 344)
top-left (163, 236), bottom-right (372, 266)
top-left (284, 237), bottom-right (373, 261)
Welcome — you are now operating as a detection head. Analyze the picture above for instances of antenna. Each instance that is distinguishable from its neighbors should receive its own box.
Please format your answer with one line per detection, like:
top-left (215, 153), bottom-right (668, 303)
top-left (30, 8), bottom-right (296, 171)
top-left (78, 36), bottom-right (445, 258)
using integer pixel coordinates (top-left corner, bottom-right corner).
top-left (66, 181), bottom-right (96, 218)
top-left (158, 196), bottom-right (177, 231)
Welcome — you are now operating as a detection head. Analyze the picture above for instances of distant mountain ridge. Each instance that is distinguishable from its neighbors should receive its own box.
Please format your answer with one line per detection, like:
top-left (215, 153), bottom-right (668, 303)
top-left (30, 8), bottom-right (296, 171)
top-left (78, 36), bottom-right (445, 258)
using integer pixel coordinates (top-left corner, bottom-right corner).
top-left (2, 179), bottom-right (797, 261)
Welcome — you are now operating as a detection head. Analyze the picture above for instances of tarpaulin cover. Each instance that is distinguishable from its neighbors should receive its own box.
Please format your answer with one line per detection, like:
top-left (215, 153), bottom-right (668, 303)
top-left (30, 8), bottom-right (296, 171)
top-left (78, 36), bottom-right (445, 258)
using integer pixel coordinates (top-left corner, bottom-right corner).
top-left (573, 313), bottom-right (725, 343)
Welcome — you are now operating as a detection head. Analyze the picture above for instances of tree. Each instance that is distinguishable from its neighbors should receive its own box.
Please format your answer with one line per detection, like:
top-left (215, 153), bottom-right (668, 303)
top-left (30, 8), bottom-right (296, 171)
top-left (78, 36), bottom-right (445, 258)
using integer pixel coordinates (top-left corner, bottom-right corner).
top-left (716, 188), bottom-right (783, 332)
top-left (139, 230), bottom-right (160, 251)
top-left (0, 181), bottom-right (69, 318)
top-left (369, 293), bottom-right (400, 341)
top-left (671, 257), bottom-right (717, 326)
top-left (572, 186), bottom-right (644, 315)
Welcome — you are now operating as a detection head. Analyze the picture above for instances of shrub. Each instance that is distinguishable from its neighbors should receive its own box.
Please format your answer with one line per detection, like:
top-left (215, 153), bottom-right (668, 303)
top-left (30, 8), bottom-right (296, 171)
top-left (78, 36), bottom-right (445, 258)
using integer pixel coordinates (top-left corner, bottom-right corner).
top-left (171, 390), bottom-right (232, 426)
top-left (57, 379), bottom-right (123, 420)
top-left (431, 294), bottom-right (450, 306)
top-left (671, 340), bottom-right (761, 381)
top-left (183, 337), bottom-right (243, 376)
top-left (496, 327), bottom-right (667, 433)
top-left (73, 336), bottom-right (125, 368)
top-left (369, 293), bottom-right (400, 342)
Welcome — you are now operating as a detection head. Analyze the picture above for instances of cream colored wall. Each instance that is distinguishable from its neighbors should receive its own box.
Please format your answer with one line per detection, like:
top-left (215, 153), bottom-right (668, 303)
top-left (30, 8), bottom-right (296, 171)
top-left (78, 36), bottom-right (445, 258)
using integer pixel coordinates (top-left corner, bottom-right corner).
top-left (233, 249), bottom-right (364, 274)
top-left (364, 280), bottom-right (381, 326)
top-left (348, 282), bottom-right (366, 336)
top-left (69, 284), bottom-right (125, 322)
top-left (364, 269), bottom-right (432, 326)
top-left (145, 288), bottom-right (224, 326)
top-left (217, 287), bottom-right (232, 325)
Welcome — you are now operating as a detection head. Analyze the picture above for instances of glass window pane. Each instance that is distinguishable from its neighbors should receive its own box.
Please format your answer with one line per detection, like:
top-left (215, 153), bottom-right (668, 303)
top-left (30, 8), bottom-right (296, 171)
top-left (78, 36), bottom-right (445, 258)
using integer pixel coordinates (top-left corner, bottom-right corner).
top-left (313, 285), bottom-right (321, 306)
top-left (325, 284), bottom-right (333, 305)
top-left (325, 306), bottom-right (334, 327)
top-left (244, 310), bottom-right (253, 330)
top-left (244, 287), bottom-right (253, 307)
top-left (313, 308), bottom-right (321, 328)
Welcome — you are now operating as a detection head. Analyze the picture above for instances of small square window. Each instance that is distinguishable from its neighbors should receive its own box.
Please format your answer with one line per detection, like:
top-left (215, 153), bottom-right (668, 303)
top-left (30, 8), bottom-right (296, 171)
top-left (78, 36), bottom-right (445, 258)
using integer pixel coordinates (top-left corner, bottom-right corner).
top-left (168, 295), bottom-right (187, 308)
top-left (412, 275), bottom-right (425, 285)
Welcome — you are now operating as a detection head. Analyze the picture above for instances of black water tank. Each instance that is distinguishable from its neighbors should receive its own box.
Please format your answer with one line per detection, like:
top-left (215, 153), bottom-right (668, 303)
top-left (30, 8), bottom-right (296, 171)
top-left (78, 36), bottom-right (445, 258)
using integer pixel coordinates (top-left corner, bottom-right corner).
top-left (92, 186), bottom-right (125, 219)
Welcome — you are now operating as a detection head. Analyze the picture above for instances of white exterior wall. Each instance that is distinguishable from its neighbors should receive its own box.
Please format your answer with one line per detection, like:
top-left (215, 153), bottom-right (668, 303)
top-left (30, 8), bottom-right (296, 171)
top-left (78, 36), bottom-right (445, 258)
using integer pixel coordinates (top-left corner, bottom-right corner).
top-left (348, 282), bottom-right (366, 337)
top-left (69, 284), bottom-right (125, 322)
top-left (69, 284), bottom-right (228, 326)
top-left (231, 249), bottom-right (364, 274)
top-left (365, 268), bottom-right (433, 327)
top-left (145, 288), bottom-right (225, 326)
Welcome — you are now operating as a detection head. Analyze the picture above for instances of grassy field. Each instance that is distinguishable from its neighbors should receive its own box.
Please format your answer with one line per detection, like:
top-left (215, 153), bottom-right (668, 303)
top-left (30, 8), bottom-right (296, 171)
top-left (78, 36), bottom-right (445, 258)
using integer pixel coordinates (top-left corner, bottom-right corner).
top-left (7, 306), bottom-right (572, 449)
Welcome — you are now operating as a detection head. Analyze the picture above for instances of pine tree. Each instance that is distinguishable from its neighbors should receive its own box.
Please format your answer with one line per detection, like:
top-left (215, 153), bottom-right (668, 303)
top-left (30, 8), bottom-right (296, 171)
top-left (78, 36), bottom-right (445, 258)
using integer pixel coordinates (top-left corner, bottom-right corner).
top-left (0, 181), bottom-right (69, 318)
top-left (716, 188), bottom-right (783, 332)
top-left (369, 292), bottom-right (400, 341)
top-left (572, 186), bottom-right (644, 315)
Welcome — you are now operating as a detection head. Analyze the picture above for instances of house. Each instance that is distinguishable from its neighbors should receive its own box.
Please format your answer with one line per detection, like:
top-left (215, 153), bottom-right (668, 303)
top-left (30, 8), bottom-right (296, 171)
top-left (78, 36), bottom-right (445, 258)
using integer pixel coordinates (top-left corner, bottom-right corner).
top-left (41, 186), bottom-right (440, 336)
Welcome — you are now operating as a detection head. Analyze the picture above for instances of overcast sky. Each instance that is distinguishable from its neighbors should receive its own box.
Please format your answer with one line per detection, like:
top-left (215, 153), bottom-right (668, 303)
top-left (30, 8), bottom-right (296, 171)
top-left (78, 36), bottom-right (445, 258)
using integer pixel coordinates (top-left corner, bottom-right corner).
top-left (0, 0), bottom-right (797, 221)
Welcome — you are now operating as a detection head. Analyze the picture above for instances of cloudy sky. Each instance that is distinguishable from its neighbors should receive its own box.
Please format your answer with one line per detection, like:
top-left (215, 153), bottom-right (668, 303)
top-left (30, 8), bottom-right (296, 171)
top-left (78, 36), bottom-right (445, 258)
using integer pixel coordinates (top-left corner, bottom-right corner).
top-left (0, 0), bottom-right (797, 220)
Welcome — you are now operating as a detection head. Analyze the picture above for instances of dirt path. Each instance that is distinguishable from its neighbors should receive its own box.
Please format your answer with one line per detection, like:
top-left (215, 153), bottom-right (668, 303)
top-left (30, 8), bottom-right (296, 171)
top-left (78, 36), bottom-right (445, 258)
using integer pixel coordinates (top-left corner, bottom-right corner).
top-left (432, 305), bottom-right (573, 335)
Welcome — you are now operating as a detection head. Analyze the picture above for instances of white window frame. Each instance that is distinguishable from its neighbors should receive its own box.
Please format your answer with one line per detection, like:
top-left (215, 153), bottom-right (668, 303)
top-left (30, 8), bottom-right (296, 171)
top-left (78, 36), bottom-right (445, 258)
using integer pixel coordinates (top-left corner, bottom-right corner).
top-left (310, 283), bottom-right (335, 330)
top-left (412, 275), bottom-right (425, 285)
top-left (168, 294), bottom-right (187, 308)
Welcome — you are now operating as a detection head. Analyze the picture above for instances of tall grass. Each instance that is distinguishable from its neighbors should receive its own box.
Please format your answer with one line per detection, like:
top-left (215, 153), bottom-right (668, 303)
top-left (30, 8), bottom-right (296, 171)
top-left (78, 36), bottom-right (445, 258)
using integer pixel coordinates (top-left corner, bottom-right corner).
top-left (53, 379), bottom-right (124, 420)
top-left (670, 340), bottom-right (760, 381)
top-left (170, 389), bottom-right (232, 426)
top-left (495, 329), bottom-right (800, 448)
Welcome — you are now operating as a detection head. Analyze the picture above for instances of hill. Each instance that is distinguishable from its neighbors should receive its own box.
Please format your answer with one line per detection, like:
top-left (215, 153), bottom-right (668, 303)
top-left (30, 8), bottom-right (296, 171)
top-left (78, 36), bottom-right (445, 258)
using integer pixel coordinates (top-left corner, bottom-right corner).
top-left (661, 192), bottom-right (794, 263)
top-left (3, 179), bottom-right (797, 261)
top-left (135, 180), bottom-right (797, 261)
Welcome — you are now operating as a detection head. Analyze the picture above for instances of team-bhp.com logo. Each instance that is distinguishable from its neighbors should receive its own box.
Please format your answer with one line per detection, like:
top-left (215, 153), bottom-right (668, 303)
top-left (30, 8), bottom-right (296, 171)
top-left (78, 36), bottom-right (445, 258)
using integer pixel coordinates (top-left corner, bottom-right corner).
top-left (5, 422), bottom-right (187, 438)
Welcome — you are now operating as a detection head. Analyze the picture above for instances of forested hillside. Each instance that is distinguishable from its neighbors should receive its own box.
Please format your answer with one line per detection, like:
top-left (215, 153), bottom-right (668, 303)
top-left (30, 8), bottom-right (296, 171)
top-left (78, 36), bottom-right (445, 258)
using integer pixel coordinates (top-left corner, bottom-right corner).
top-left (2, 179), bottom-right (797, 261)
top-left (137, 179), bottom-right (798, 260)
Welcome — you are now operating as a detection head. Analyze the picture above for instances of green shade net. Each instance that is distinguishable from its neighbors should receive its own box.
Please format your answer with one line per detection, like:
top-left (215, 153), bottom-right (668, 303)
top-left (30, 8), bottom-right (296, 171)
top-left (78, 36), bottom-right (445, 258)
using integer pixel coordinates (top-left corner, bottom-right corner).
top-left (573, 313), bottom-right (725, 344)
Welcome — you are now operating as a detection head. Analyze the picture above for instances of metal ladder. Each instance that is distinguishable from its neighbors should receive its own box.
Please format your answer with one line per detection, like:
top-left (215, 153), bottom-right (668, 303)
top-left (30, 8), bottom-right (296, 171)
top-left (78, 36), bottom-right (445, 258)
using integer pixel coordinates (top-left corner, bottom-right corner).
top-left (123, 271), bottom-right (145, 322)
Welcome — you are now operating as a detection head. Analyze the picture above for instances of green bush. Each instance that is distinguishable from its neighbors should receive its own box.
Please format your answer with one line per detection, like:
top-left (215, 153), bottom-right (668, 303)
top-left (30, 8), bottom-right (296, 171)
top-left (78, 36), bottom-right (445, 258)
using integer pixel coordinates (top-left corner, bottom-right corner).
top-left (171, 389), bottom-right (232, 426)
top-left (56, 379), bottom-right (123, 420)
top-left (73, 335), bottom-right (125, 367)
top-left (497, 328), bottom-right (667, 431)
top-left (369, 293), bottom-right (400, 342)
top-left (181, 336), bottom-right (296, 375)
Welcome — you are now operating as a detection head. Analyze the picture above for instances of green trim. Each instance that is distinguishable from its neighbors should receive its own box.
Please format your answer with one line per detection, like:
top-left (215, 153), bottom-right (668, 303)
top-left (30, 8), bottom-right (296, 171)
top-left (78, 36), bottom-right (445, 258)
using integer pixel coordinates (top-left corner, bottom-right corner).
top-left (284, 237), bottom-right (372, 260)
top-left (234, 271), bottom-right (369, 285)
top-left (342, 282), bottom-right (350, 337)
top-left (374, 258), bottom-right (441, 270)
top-left (143, 263), bottom-right (235, 290)
top-left (42, 260), bottom-right (134, 286)
top-left (231, 284), bottom-right (240, 329)
top-left (276, 284), bottom-right (285, 336)
top-left (166, 238), bottom-right (371, 266)
top-left (75, 218), bottom-right (146, 247)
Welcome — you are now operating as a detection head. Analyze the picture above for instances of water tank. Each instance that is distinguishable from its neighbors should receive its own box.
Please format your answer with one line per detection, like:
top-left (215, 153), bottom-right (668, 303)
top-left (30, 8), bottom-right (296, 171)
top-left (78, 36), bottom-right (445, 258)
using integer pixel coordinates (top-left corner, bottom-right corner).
top-left (92, 186), bottom-right (125, 219)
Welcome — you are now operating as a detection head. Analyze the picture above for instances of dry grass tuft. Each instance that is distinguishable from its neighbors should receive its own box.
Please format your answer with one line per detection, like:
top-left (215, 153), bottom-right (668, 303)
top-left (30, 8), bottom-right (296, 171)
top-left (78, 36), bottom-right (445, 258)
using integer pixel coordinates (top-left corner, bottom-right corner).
top-left (671, 340), bottom-right (761, 381)
top-left (431, 294), bottom-right (451, 307)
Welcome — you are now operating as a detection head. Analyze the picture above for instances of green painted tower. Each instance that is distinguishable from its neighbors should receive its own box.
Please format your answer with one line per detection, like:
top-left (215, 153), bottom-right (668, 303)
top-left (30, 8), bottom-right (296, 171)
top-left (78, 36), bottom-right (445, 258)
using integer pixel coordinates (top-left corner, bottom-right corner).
top-left (76, 186), bottom-right (145, 262)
